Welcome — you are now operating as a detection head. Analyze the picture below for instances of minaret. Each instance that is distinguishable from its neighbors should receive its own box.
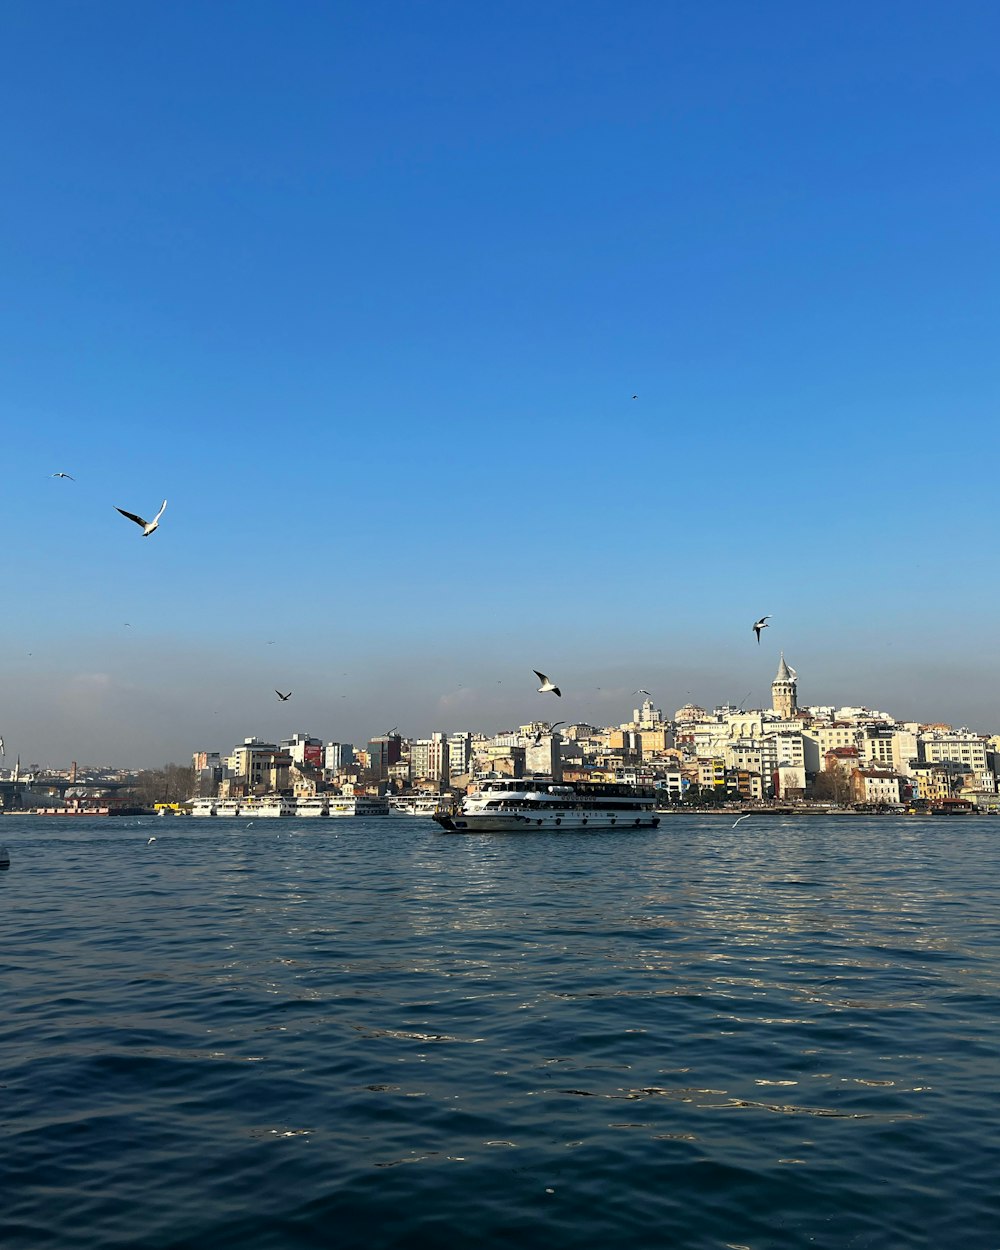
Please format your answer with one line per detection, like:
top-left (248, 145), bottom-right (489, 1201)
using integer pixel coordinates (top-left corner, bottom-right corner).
top-left (771, 653), bottom-right (798, 719)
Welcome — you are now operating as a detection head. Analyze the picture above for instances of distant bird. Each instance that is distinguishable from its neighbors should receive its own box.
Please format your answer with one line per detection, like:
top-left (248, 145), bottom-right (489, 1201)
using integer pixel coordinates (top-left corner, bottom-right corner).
top-left (0, 737), bottom-right (4, 756)
top-left (124, 623), bottom-right (132, 628)
top-left (533, 721), bottom-right (566, 745)
top-left (632, 394), bottom-right (638, 400)
top-left (635, 688), bottom-right (651, 697)
top-left (534, 670), bottom-right (561, 697)
top-left (732, 814), bottom-right (752, 828)
top-left (752, 615), bottom-right (771, 644)
top-left (115, 499), bottom-right (167, 537)
top-left (275, 690), bottom-right (292, 701)
top-left (266, 640), bottom-right (276, 646)
top-left (52, 471), bottom-right (75, 480)
top-left (147, 836), bottom-right (156, 845)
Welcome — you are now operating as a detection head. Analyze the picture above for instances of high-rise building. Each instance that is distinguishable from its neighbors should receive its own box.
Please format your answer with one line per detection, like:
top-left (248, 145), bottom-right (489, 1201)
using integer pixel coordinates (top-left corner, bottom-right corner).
top-left (367, 734), bottom-right (402, 780)
top-left (324, 742), bottom-right (354, 771)
top-left (282, 733), bottom-right (323, 768)
top-left (411, 733), bottom-right (450, 783)
top-left (447, 732), bottom-right (473, 777)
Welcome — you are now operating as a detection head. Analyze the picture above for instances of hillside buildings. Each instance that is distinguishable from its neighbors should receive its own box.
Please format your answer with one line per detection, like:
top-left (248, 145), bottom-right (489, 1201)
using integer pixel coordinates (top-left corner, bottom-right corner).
top-left (177, 655), bottom-right (1000, 810)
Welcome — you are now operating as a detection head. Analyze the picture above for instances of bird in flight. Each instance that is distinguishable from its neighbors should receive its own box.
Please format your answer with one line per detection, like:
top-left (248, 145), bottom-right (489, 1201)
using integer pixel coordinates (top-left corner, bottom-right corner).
top-left (534, 670), bottom-right (561, 697)
top-left (632, 394), bottom-right (638, 400)
top-left (732, 814), bottom-right (752, 828)
top-left (752, 615), bottom-right (771, 644)
top-left (115, 499), bottom-right (167, 537)
top-left (532, 721), bottom-right (566, 745)
top-left (635, 688), bottom-right (651, 697)
top-left (0, 737), bottom-right (4, 756)
top-left (147, 836), bottom-right (156, 845)
top-left (52, 472), bottom-right (75, 480)
top-left (275, 690), bottom-right (292, 701)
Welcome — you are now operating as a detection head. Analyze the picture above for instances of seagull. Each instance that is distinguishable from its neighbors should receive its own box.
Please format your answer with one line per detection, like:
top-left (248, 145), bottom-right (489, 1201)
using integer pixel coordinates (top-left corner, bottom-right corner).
top-left (752, 615), bottom-right (771, 644)
top-left (632, 395), bottom-right (638, 400)
top-left (147, 836), bottom-right (156, 845)
top-left (275, 690), bottom-right (292, 701)
top-left (115, 499), bottom-right (167, 537)
top-left (635, 688), bottom-right (651, 697)
top-left (532, 721), bottom-right (566, 745)
top-left (52, 471), bottom-right (75, 480)
top-left (0, 737), bottom-right (4, 756)
top-left (732, 814), bottom-right (752, 828)
top-left (533, 670), bottom-right (561, 697)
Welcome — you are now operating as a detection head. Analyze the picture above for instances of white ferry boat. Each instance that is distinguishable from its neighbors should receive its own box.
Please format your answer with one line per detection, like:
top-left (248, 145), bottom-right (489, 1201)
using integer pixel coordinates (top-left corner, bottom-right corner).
top-left (326, 795), bottom-right (390, 817)
top-left (294, 796), bottom-right (328, 817)
top-left (242, 796), bottom-right (296, 818)
top-left (189, 798), bottom-right (217, 817)
top-left (388, 794), bottom-right (455, 817)
top-left (214, 799), bottom-right (244, 818)
top-left (434, 779), bottom-right (660, 833)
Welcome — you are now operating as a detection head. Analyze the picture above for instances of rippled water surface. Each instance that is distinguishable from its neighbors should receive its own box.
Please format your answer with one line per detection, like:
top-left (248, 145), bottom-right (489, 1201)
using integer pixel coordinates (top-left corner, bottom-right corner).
top-left (2, 814), bottom-right (999, 1249)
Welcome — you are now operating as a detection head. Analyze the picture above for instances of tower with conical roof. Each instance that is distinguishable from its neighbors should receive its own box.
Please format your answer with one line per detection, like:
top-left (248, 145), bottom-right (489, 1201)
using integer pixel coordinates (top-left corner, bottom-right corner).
top-left (771, 653), bottom-right (798, 719)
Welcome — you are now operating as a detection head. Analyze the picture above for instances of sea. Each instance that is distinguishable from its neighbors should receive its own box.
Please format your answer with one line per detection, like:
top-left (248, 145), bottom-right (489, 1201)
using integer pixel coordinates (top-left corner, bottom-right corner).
top-left (2, 813), bottom-right (998, 1250)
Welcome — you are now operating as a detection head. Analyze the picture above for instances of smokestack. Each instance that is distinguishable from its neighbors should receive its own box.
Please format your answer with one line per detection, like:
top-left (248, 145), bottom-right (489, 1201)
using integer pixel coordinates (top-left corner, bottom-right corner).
top-left (71, 761), bottom-right (78, 783)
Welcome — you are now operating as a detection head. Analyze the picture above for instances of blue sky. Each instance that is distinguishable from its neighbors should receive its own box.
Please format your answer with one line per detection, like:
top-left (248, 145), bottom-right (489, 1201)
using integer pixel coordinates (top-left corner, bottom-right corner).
top-left (2, 1), bottom-right (998, 766)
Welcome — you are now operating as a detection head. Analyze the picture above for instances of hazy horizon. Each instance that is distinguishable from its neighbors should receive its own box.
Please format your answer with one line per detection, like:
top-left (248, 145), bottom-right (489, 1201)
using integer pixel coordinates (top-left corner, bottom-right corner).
top-left (3, 1), bottom-right (999, 768)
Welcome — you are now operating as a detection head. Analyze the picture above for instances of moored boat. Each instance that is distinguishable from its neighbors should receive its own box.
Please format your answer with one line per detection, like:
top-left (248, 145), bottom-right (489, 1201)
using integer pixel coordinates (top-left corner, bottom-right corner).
top-left (326, 795), bottom-right (389, 817)
top-left (388, 794), bottom-right (455, 817)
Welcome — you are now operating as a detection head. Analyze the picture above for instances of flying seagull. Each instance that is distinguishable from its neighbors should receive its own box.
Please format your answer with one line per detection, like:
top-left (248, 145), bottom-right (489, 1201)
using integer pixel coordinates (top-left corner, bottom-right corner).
top-left (752, 615), bottom-right (771, 644)
top-left (275, 690), bottom-right (292, 701)
top-left (632, 394), bottom-right (638, 400)
top-left (0, 737), bottom-right (4, 756)
top-left (147, 836), bottom-right (156, 845)
top-left (732, 813), bottom-right (752, 828)
top-left (635, 688), bottom-right (651, 697)
top-left (52, 471), bottom-right (75, 480)
top-left (533, 721), bottom-right (566, 745)
top-left (115, 499), bottom-right (167, 537)
top-left (533, 670), bottom-right (561, 697)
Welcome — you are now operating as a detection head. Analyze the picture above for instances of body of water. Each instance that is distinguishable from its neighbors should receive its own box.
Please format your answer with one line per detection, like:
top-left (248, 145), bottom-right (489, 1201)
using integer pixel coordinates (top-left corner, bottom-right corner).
top-left (2, 813), bottom-right (998, 1249)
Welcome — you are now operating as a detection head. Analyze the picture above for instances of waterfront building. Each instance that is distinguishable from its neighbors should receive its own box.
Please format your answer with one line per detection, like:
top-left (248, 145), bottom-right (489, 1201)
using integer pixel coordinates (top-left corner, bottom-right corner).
top-left (231, 738), bottom-right (278, 788)
top-left (919, 730), bottom-right (989, 774)
top-left (850, 768), bottom-right (903, 806)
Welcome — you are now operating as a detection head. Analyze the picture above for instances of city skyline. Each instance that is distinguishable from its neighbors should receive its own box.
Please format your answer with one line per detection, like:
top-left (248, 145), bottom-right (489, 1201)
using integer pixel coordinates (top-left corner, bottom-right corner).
top-left (3, 2), bottom-right (999, 766)
top-left (4, 652), bottom-right (998, 774)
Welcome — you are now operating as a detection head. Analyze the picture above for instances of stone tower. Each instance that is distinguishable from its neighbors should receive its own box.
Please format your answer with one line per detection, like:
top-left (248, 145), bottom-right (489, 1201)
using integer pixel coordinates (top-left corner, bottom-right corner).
top-left (771, 653), bottom-right (798, 719)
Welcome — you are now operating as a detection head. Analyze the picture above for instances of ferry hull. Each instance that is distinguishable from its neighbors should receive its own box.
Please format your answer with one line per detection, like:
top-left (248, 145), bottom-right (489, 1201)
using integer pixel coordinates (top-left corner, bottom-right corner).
top-left (435, 811), bottom-right (660, 833)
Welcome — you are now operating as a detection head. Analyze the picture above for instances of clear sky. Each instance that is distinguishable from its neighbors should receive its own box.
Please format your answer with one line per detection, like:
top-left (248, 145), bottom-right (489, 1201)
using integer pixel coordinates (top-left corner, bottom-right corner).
top-left (2, 0), bottom-right (998, 767)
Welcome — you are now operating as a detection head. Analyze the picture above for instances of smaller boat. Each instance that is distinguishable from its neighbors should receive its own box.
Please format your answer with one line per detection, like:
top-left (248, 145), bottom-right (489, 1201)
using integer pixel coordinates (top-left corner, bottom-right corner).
top-left (388, 794), bottom-right (455, 817)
